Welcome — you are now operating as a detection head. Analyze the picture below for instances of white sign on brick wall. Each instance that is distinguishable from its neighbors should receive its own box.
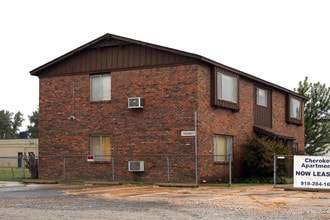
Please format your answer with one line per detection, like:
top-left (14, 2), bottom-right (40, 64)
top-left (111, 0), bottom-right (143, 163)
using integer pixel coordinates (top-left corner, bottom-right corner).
top-left (181, 131), bottom-right (196, 137)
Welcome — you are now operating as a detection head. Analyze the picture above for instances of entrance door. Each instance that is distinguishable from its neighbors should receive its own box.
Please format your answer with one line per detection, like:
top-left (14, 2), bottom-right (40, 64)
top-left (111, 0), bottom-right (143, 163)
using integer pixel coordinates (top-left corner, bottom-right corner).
top-left (18, 152), bottom-right (23, 168)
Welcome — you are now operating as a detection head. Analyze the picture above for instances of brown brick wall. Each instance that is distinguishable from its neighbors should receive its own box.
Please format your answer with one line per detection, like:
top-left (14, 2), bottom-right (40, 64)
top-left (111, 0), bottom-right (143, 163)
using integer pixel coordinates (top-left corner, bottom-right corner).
top-left (38, 63), bottom-right (304, 183)
top-left (39, 65), bottom-right (201, 182)
top-left (195, 69), bottom-right (304, 182)
top-left (272, 90), bottom-right (305, 152)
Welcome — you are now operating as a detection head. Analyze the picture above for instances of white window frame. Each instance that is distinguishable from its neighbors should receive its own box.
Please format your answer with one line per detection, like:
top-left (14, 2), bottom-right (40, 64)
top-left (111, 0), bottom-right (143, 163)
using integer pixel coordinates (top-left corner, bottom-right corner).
top-left (214, 134), bottom-right (233, 162)
top-left (90, 74), bottom-right (111, 101)
top-left (256, 88), bottom-right (268, 107)
top-left (90, 135), bottom-right (111, 161)
top-left (289, 97), bottom-right (301, 120)
top-left (217, 72), bottom-right (238, 103)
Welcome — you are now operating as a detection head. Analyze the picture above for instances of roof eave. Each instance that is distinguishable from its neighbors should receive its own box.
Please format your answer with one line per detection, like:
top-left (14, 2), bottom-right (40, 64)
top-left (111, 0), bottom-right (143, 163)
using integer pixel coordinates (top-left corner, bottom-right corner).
top-left (29, 33), bottom-right (308, 101)
top-left (30, 33), bottom-right (110, 76)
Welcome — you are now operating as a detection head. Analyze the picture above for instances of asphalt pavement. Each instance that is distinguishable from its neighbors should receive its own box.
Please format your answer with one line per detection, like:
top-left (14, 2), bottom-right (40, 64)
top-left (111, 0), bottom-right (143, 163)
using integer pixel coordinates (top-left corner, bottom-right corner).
top-left (0, 181), bottom-right (329, 220)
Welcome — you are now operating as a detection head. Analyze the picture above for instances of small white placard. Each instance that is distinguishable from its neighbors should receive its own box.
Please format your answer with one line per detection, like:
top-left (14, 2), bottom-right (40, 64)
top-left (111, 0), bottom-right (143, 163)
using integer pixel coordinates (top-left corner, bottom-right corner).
top-left (181, 131), bottom-right (196, 136)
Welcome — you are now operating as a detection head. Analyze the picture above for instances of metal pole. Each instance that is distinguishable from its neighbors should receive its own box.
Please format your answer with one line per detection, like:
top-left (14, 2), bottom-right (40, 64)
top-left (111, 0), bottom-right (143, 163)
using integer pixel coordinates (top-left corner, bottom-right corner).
top-left (112, 156), bottom-right (115, 182)
top-left (229, 153), bottom-right (232, 186)
top-left (194, 111), bottom-right (198, 186)
top-left (273, 153), bottom-right (276, 187)
top-left (167, 156), bottom-right (170, 183)
top-left (22, 157), bottom-right (26, 179)
top-left (63, 157), bottom-right (66, 180)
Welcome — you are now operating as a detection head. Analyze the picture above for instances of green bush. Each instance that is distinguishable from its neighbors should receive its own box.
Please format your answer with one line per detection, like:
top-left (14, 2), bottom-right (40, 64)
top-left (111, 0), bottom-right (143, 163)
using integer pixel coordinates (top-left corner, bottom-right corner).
top-left (242, 134), bottom-right (288, 179)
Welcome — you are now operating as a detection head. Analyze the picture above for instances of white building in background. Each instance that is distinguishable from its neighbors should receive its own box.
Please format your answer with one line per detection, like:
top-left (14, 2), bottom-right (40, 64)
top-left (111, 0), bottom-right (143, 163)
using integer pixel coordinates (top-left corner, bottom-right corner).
top-left (0, 139), bottom-right (38, 167)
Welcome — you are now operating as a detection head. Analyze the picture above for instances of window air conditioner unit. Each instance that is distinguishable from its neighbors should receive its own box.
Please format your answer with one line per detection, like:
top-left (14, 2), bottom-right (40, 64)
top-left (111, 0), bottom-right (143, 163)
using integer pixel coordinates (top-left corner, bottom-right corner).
top-left (128, 161), bottom-right (144, 172)
top-left (128, 97), bottom-right (144, 109)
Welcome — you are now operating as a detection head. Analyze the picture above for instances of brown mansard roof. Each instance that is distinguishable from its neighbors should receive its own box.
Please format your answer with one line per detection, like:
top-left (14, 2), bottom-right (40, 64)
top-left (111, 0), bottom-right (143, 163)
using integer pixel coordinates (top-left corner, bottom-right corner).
top-left (30, 33), bottom-right (307, 100)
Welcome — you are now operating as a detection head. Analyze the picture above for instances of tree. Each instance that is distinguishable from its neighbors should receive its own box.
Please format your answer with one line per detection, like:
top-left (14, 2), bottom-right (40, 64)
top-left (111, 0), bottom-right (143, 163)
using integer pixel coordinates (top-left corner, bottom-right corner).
top-left (295, 77), bottom-right (330, 155)
top-left (24, 152), bottom-right (38, 179)
top-left (13, 111), bottom-right (24, 135)
top-left (27, 110), bottom-right (38, 138)
top-left (0, 110), bottom-right (12, 139)
top-left (0, 110), bottom-right (24, 139)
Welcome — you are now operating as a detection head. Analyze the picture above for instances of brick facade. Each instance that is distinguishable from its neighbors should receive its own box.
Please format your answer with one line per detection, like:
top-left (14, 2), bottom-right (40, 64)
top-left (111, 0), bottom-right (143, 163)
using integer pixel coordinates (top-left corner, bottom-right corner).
top-left (32, 34), bottom-right (305, 183)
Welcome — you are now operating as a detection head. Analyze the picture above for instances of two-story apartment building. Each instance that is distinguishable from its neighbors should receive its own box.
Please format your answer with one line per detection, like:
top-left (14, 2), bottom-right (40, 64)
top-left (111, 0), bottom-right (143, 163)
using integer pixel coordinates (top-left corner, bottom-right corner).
top-left (30, 33), bottom-right (306, 183)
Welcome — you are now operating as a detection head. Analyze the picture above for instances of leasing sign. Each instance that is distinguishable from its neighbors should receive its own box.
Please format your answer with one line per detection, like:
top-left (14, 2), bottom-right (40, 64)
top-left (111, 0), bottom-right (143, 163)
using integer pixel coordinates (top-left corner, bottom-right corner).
top-left (294, 155), bottom-right (330, 189)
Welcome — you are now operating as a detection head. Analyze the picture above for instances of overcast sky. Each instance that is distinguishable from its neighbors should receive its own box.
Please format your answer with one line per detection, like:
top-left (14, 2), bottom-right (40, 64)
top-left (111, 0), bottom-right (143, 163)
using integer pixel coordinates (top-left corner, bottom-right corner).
top-left (1, 0), bottom-right (329, 130)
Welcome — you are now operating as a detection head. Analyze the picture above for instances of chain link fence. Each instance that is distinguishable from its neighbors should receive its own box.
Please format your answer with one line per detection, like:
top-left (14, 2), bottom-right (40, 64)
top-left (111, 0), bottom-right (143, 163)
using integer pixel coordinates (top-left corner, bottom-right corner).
top-left (273, 154), bottom-right (295, 186)
top-left (0, 156), bottom-right (31, 180)
top-left (0, 154), bottom-right (233, 184)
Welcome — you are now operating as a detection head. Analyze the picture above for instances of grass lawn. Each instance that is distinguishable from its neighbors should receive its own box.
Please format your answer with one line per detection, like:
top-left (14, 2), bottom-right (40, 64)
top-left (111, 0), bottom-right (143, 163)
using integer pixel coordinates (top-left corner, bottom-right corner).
top-left (0, 167), bottom-right (31, 181)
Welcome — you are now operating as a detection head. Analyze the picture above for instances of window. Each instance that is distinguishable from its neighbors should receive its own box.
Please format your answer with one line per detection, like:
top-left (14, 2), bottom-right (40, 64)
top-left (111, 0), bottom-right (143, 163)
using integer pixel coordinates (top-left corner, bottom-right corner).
top-left (286, 95), bottom-right (303, 125)
top-left (90, 74), bottom-right (111, 101)
top-left (256, 88), bottom-right (267, 107)
top-left (214, 134), bottom-right (232, 162)
top-left (217, 72), bottom-right (237, 103)
top-left (17, 152), bottom-right (23, 168)
top-left (290, 97), bottom-right (301, 120)
top-left (292, 142), bottom-right (298, 154)
top-left (212, 68), bottom-right (239, 111)
top-left (90, 135), bottom-right (111, 161)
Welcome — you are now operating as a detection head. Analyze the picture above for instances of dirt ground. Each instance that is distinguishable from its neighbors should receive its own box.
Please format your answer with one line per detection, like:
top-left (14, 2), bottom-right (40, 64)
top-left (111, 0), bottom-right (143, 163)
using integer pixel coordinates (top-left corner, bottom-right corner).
top-left (1, 182), bottom-right (329, 219)
top-left (66, 184), bottom-right (330, 219)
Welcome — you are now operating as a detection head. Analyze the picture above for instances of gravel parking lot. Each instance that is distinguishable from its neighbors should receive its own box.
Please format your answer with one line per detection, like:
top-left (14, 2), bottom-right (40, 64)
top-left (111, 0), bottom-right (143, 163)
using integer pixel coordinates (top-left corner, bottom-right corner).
top-left (0, 182), bottom-right (329, 219)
